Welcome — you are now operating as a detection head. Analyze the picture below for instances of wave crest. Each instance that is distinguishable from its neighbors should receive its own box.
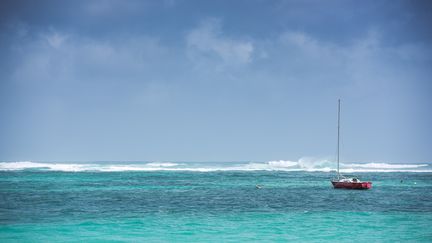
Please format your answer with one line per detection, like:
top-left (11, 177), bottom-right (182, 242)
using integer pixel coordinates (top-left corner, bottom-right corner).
top-left (145, 162), bottom-right (179, 167)
top-left (343, 163), bottom-right (429, 169)
top-left (267, 160), bottom-right (298, 167)
top-left (0, 160), bottom-right (430, 173)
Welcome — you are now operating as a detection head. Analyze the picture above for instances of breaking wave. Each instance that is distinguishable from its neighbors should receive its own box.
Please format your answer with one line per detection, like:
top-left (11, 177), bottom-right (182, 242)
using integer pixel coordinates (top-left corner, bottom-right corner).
top-left (343, 163), bottom-right (428, 169)
top-left (0, 160), bottom-right (431, 173)
top-left (145, 162), bottom-right (180, 167)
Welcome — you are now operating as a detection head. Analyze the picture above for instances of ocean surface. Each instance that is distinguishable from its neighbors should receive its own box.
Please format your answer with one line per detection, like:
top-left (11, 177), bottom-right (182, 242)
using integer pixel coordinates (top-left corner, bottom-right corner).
top-left (1, 160), bottom-right (432, 242)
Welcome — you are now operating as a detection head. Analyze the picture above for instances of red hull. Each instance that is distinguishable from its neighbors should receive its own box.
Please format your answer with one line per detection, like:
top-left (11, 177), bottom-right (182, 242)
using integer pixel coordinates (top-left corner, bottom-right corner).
top-left (331, 181), bottom-right (372, 189)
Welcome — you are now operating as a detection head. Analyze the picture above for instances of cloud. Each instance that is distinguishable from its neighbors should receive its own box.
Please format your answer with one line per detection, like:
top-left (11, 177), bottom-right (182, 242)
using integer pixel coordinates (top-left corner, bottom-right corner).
top-left (14, 30), bottom-right (168, 78)
top-left (186, 18), bottom-right (254, 66)
top-left (9, 29), bottom-right (179, 109)
top-left (280, 31), bottom-right (319, 50)
top-left (275, 29), bottom-right (430, 85)
top-left (45, 32), bottom-right (69, 48)
top-left (279, 28), bottom-right (431, 66)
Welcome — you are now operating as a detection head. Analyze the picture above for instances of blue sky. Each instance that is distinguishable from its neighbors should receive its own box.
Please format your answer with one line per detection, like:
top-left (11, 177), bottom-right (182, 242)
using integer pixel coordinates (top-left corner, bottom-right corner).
top-left (0, 0), bottom-right (431, 163)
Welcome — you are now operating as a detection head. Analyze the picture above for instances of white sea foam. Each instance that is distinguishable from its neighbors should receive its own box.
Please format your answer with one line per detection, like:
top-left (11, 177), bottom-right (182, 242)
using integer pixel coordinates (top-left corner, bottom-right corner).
top-left (342, 163), bottom-right (429, 169)
top-left (267, 160), bottom-right (298, 167)
top-left (298, 157), bottom-right (333, 170)
top-left (339, 168), bottom-right (432, 173)
top-left (0, 160), bottom-right (430, 172)
top-left (145, 162), bottom-right (179, 167)
top-left (0, 161), bottom-right (93, 172)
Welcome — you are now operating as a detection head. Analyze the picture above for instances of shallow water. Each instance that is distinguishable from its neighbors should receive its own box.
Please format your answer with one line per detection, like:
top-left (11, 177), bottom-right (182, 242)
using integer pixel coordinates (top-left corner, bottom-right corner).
top-left (1, 167), bottom-right (431, 242)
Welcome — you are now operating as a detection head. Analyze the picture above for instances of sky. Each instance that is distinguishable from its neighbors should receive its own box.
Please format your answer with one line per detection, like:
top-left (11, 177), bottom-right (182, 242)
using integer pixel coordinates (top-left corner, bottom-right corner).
top-left (0, 0), bottom-right (431, 163)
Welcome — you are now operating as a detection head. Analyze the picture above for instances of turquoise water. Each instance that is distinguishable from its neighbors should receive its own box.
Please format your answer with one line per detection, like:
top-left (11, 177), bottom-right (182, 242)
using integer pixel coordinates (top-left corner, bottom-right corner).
top-left (1, 162), bottom-right (432, 242)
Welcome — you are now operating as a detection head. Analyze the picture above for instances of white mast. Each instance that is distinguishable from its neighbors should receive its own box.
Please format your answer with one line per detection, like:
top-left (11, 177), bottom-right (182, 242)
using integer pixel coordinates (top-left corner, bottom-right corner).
top-left (337, 99), bottom-right (341, 179)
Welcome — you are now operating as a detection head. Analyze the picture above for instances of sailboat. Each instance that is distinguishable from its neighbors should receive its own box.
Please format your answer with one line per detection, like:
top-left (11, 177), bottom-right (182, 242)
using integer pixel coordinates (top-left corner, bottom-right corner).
top-left (331, 99), bottom-right (372, 190)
